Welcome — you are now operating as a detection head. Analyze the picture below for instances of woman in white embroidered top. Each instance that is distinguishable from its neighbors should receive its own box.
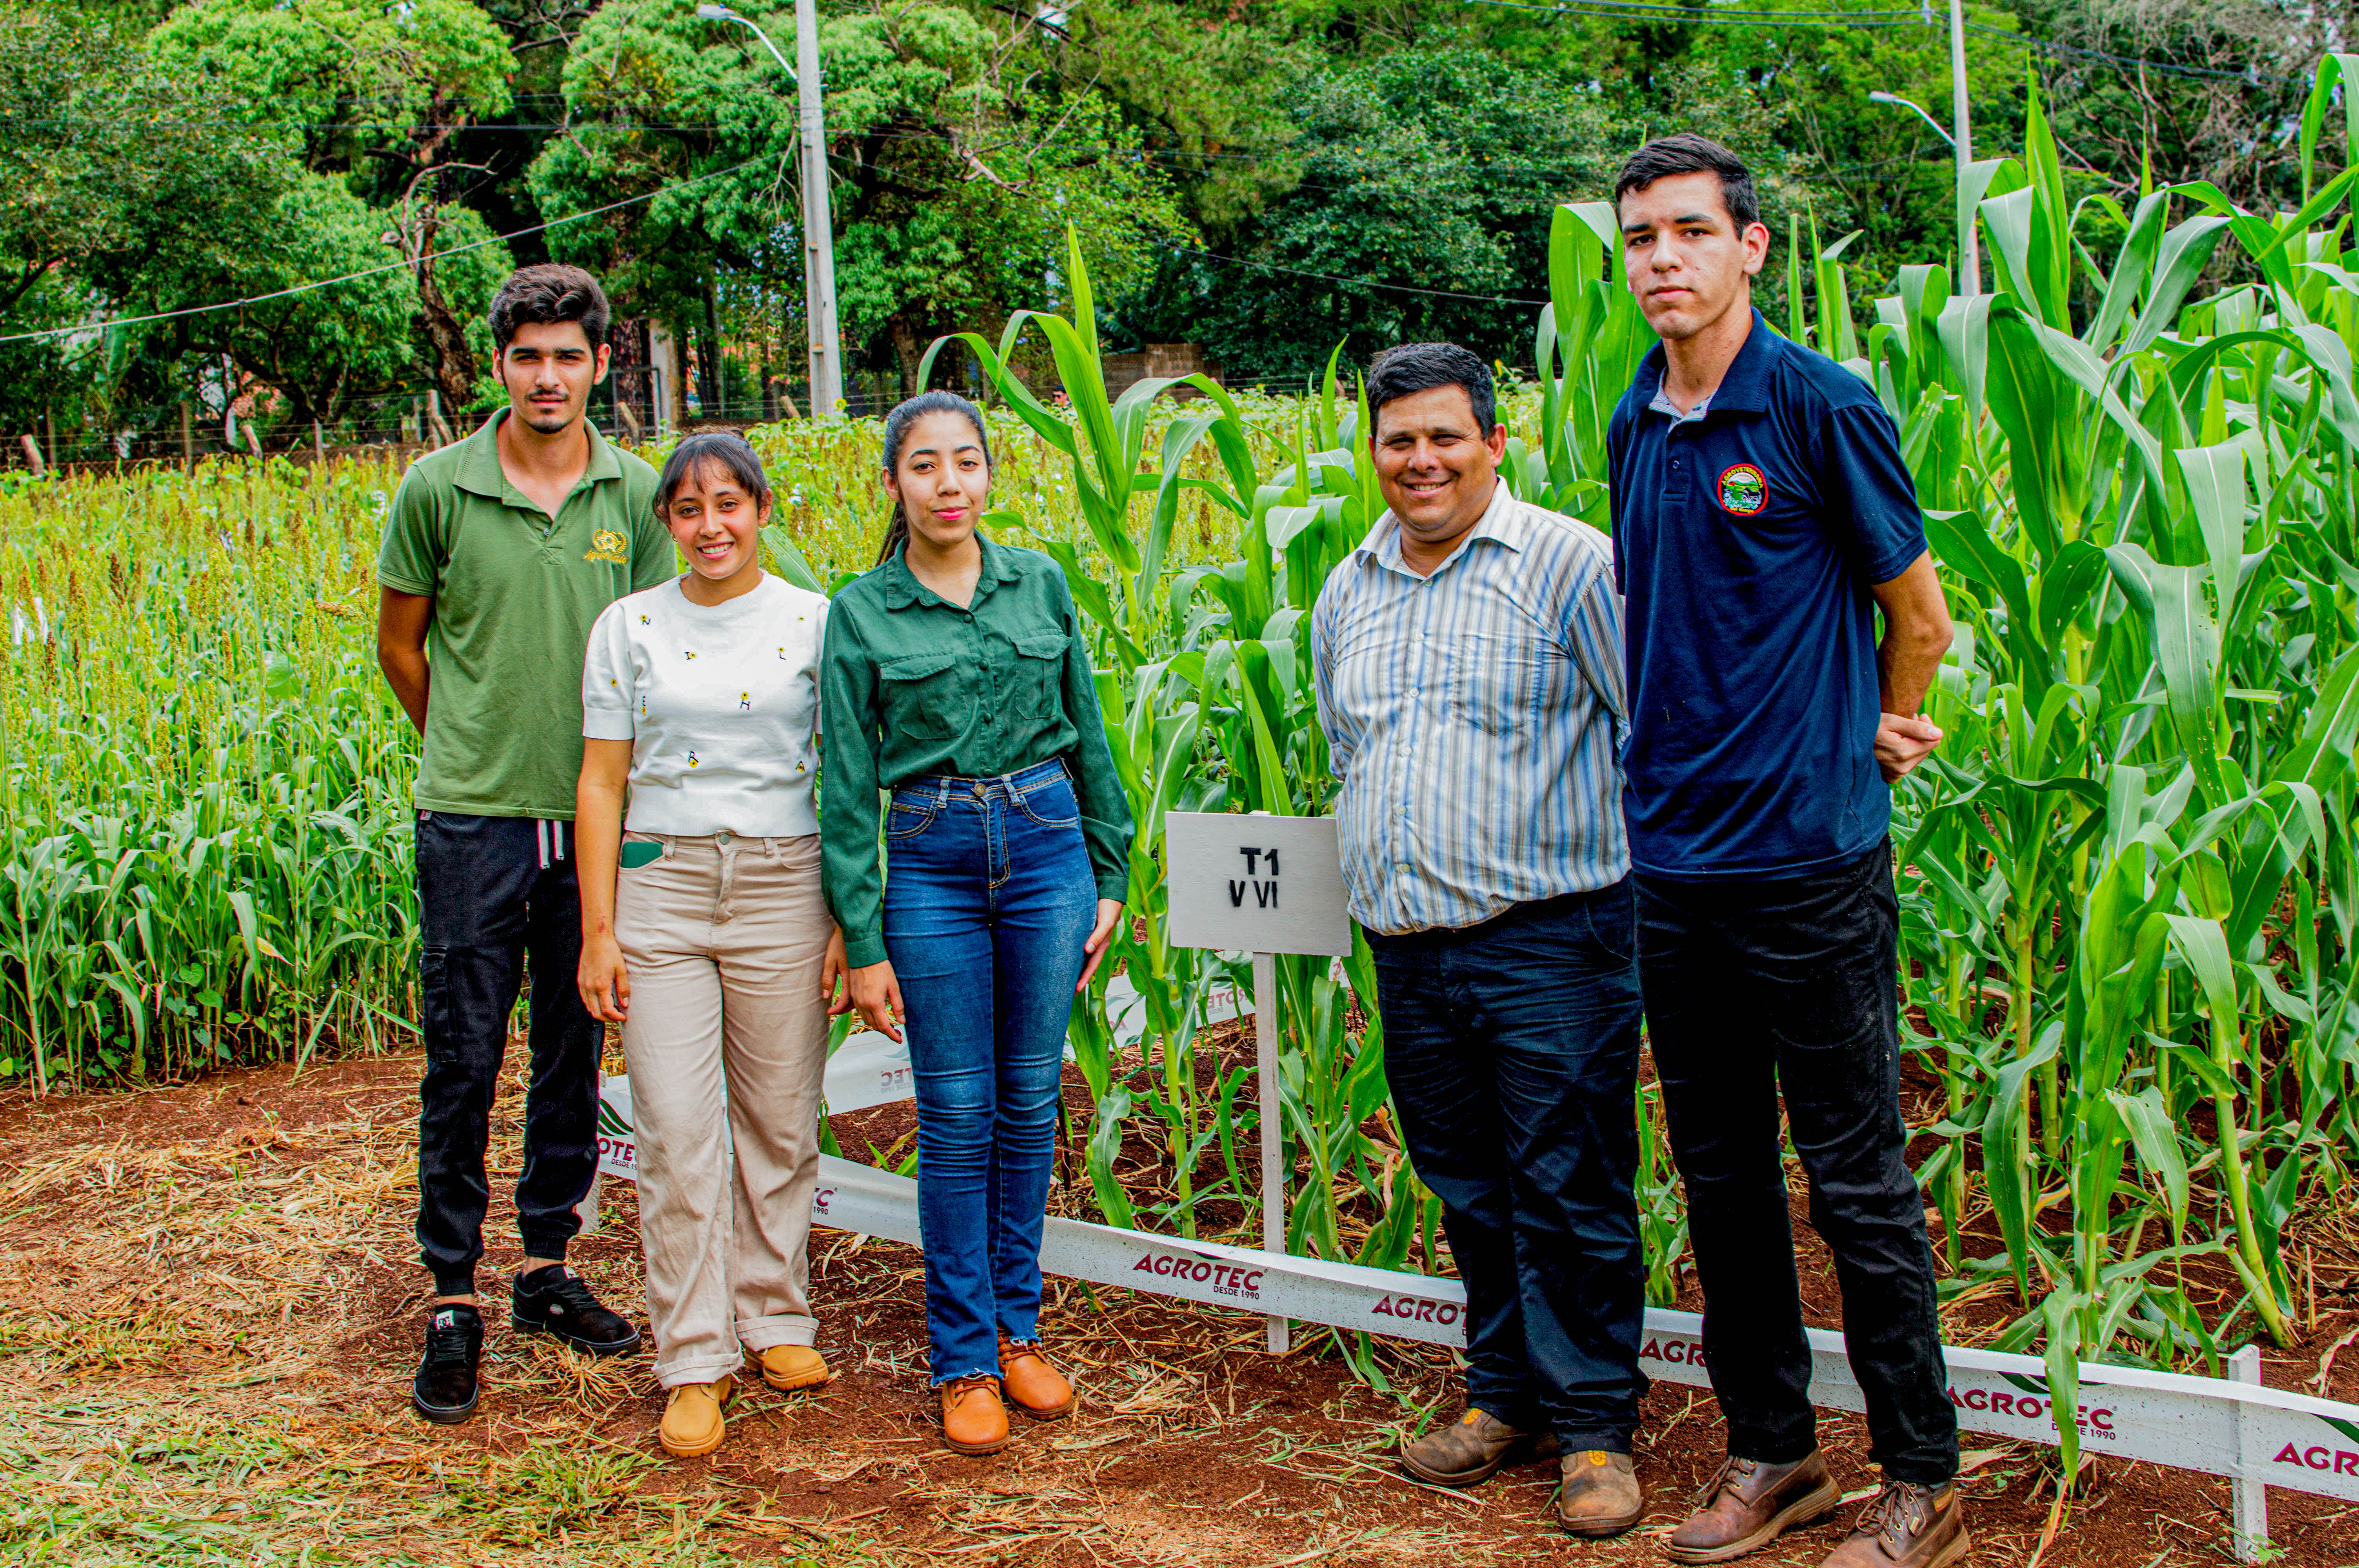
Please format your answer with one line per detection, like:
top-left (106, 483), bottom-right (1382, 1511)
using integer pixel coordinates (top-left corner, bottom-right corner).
top-left (574, 432), bottom-right (847, 1460)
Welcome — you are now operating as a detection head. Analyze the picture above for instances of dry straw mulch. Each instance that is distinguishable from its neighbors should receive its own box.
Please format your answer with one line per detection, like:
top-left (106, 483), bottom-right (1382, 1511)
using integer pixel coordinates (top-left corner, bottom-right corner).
top-left (3, 1049), bottom-right (2356, 1568)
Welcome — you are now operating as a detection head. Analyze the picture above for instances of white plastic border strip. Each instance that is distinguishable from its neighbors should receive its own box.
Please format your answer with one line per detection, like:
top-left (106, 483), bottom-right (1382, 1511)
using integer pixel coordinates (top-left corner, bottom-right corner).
top-left (595, 1083), bottom-right (2359, 1539)
top-left (807, 1156), bottom-right (2359, 1505)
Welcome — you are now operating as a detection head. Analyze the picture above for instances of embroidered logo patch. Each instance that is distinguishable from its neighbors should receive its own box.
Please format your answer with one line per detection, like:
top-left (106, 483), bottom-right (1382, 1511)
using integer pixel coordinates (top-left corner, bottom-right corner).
top-left (583, 528), bottom-right (630, 565)
top-left (1716, 463), bottom-right (1767, 515)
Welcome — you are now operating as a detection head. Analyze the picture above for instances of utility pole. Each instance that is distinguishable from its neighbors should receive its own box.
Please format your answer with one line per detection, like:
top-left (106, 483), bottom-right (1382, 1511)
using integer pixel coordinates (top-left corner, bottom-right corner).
top-left (699, 3), bottom-right (845, 416)
top-left (1949, 0), bottom-right (1978, 295)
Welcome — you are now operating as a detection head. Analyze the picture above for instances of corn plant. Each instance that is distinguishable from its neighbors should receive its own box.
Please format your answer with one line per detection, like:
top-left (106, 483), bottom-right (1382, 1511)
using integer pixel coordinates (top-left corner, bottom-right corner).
top-left (14, 68), bottom-right (2359, 1437)
top-left (1831, 63), bottom-right (2359, 1467)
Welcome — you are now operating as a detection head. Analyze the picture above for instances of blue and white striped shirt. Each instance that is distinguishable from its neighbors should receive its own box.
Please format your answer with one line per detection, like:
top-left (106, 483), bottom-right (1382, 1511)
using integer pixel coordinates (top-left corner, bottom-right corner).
top-left (1310, 479), bottom-right (1628, 935)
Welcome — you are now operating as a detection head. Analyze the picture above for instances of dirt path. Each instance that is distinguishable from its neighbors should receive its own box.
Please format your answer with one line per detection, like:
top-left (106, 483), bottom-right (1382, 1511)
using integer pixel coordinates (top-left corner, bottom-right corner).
top-left (2, 1052), bottom-right (2355, 1567)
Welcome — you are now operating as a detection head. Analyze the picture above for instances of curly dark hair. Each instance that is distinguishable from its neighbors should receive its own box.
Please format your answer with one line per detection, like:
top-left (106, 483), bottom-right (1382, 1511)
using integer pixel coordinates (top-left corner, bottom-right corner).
top-left (487, 264), bottom-right (611, 353)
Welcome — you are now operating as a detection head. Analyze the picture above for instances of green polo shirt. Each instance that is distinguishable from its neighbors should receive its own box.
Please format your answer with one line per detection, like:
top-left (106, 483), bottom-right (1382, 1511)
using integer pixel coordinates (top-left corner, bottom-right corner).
top-left (820, 535), bottom-right (1134, 967)
top-left (376, 410), bottom-right (672, 819)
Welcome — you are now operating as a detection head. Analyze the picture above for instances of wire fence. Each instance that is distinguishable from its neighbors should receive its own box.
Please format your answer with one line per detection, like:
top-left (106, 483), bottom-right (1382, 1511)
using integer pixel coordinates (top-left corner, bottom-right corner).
top-left (2, 347), bottom-right (1272, 476)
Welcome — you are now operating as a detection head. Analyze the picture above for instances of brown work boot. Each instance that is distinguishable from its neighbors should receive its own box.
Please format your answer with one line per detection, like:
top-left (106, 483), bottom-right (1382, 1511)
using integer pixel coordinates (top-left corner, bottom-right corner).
top-left (1818, 1481), bottom-right (1969, 1568)
top-left (657, 1377), bottom-right (736, 1459)
top-left (1665, 1450), bottom-right (1842, 1563)
top-left (757, 1344), bottom-right (831, 1392)
top-left (1555, 1448), bottom-right (1644, 1537)
top-left (939, 1373), bottom-right (1010, 1454)
top-left (1397, 1408), bottom-right (1561, 1487)
top-left (997, 1337), bottom-right (1075, 1419)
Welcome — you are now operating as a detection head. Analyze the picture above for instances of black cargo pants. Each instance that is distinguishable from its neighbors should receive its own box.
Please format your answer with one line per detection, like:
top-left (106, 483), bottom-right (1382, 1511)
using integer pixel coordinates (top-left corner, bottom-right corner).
top-left (414, 811), bottom-right (602, 1297)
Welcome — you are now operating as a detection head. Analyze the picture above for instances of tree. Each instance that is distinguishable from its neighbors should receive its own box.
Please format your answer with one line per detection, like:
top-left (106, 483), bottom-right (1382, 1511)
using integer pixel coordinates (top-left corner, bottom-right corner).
top-left (0, 9), bottom-right (292, 440)
top-left (106, 172), bottom-right (458, 430)
top-left (0, 12), bottom-right (291, 324)
top-left (1112, 49), bottom-right (1627, 377)
top-left (150, 0), bottom-right (519, 403)
top-left (528, 0), bottom-right (1190, 392)
top-left (2026, 0), bottom-right (2331, 211)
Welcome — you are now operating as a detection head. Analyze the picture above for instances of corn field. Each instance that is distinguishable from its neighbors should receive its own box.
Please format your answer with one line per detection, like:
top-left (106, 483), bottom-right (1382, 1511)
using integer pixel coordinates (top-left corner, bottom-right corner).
top-left (7, 66), bottom-right (2359, 1442)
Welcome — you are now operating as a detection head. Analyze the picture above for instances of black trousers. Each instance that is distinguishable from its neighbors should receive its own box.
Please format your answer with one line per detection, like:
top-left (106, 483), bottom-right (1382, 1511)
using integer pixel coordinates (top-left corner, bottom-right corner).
top-left (1367, 883), bottom-right (1648, 1450)
top-left (1637, 839), bottom-right (1958, 1484)
top-left (414, 811), bottom-right (603, 1297)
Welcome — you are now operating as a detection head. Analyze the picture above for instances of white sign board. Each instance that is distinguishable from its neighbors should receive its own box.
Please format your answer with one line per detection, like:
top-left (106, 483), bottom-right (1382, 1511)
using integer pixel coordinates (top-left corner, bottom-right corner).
top-left (1163, 812), bottom-right (1353, 957)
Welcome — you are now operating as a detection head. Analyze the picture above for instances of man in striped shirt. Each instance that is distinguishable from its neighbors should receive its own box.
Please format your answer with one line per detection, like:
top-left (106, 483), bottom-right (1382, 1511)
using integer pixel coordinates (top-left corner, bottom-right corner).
top-left (1310, 342), bottom-right (1646, 1539)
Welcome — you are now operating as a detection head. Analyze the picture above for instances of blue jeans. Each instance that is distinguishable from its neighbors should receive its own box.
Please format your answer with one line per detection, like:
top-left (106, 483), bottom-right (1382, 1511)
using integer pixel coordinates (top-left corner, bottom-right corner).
top-left (1365, 882), bottom-right (1647, 1450)
top-left (883, 759), bottom-right (1098, 1384)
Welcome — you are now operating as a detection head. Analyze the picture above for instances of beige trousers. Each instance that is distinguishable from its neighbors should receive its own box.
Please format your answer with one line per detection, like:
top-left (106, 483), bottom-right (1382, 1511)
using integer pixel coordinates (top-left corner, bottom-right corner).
top-left (614, 830), bottom-right (832, 1387)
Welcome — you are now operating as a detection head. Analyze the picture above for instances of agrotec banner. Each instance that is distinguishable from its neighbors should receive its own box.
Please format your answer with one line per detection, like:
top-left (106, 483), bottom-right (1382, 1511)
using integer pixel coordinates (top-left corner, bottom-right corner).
top-left (596, 1077), bottom-right (2359, 1554)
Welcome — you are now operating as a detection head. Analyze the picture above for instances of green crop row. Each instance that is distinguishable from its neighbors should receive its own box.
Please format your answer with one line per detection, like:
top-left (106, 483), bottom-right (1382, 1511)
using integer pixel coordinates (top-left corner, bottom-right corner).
top-left (5, 66), bottom-right (2359, 1444)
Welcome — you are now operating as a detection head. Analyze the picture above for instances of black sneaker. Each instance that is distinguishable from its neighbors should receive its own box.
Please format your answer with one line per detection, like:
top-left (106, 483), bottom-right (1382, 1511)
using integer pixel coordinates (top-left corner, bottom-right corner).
top-left (413, 1303), bottom-right (483, 1424)
top-left (511, 1264), bottom-right (641, 1355)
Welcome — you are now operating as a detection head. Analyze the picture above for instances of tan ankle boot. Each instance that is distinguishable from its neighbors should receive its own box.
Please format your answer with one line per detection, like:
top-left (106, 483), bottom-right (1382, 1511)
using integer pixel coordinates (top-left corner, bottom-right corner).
top-left (939, 1374), bottom-right (1010, 1454)
top-left (658, 1377), bottom-right (736, 1458)
top-left (1398, 1409), bottom-right (1559, 1487)
top-left (997, 1338), bottom-right (1075, 1419)
top-left (757, 1344), bottom-right (831, 1392)
top-left (1556, 1449), bottom-right (1645, 1538)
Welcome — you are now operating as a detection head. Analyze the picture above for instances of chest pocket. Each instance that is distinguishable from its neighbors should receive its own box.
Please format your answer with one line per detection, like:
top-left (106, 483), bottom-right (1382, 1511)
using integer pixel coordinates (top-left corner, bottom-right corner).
top-left (1011, 630), bottom-right (1068, 720)
top-left (880, 652), bottom-right (970, 740)
top-left (1447, 622), bottom-right (1562, 739)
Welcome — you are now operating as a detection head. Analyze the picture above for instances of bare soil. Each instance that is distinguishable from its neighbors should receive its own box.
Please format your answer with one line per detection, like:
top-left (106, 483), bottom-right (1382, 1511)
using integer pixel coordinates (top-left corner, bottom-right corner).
top-left (2, 1046), bottom-right (2356, 1566)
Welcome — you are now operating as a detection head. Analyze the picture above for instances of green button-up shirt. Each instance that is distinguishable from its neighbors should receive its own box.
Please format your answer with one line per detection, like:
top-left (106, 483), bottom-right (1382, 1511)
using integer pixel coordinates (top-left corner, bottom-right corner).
top-left (376, 410), bottom-right (671, 818)
top-left (820, 536), bottom-right (1133, 967)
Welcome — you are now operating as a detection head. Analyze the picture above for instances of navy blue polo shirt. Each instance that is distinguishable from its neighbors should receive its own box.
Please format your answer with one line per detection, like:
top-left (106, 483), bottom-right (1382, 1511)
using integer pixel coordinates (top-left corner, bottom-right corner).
top-left (1608, 310), bottom-right (1928, 880)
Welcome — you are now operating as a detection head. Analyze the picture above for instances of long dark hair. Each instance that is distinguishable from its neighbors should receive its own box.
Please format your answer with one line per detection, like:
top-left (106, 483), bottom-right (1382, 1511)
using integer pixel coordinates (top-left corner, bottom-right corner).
top-left (876, 390), bottom-right (991, 568)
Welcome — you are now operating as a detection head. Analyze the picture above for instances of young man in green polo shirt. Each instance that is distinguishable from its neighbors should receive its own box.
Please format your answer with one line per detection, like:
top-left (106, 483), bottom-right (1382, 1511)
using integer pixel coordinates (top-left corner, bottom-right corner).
top-left (376, 264), bottom-right (674, 1423)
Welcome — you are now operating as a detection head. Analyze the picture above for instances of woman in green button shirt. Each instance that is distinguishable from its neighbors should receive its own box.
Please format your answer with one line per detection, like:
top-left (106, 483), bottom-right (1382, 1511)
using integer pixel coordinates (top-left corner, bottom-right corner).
top-left (820, 391), bottom-right (1134, 1456)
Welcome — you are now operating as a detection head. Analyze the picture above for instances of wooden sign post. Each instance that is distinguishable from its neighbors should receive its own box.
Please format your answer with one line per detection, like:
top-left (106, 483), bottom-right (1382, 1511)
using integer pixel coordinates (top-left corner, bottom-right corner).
top-left (1163, 811), bottom-right (1354, 1352)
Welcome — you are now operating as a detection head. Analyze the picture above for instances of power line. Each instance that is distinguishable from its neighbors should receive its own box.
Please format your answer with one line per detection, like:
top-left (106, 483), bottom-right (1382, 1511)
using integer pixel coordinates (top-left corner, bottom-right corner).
top-left (1957, 19), bottom-right (2301, 84)
top-left (1462, 0), bottom-right (2310, 83)
top-left (0, 154), bottom-right (780, 345)
top-left (1161, 243), bottom-right (1549, 305)
top-left (11, 5), bottom-right (2314, 127)
top-left (1467, 0), bottom-right (1923, 22)
top-left (829, 147), bottom-right (1551, 307)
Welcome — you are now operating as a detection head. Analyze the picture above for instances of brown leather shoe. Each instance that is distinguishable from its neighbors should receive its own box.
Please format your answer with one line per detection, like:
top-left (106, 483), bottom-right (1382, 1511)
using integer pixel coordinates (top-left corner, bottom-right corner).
top-left (657, 1377), bottom-right (737, 1459)
top-left (1556, 1448), bottom-right (1644, 1537)
top-left (756, 1344), bottom-right (831, 1392)
top-left (1817, 1481), bottom-right (1969, 1568)
top-left (1397, 1409), bottom-right (1561, 1487)
top-left (1666, 1450), bottom-right (1842, 1563)
top-left (939, 1373), bottom-right (1010, 1454)
top-left (997, 1337), bottom-right (1075, 1419)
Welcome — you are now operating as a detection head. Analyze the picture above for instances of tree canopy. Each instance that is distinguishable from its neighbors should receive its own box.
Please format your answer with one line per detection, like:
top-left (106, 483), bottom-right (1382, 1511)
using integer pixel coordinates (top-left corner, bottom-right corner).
top-left (1, 0), bottom-right (2346, 454)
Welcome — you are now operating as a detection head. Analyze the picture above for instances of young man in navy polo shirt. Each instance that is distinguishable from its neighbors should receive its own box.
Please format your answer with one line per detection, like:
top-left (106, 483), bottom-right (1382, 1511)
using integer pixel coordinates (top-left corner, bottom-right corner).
top-left (1606, 135), bottom-right (1968, 1568)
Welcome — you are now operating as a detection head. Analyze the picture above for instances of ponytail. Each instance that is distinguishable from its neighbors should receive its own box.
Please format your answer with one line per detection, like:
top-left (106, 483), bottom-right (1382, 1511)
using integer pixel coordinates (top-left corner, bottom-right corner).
top-left (876, 390), bottom-right (991, 568)
top-left (875, 498), bottom-right (911, 570)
